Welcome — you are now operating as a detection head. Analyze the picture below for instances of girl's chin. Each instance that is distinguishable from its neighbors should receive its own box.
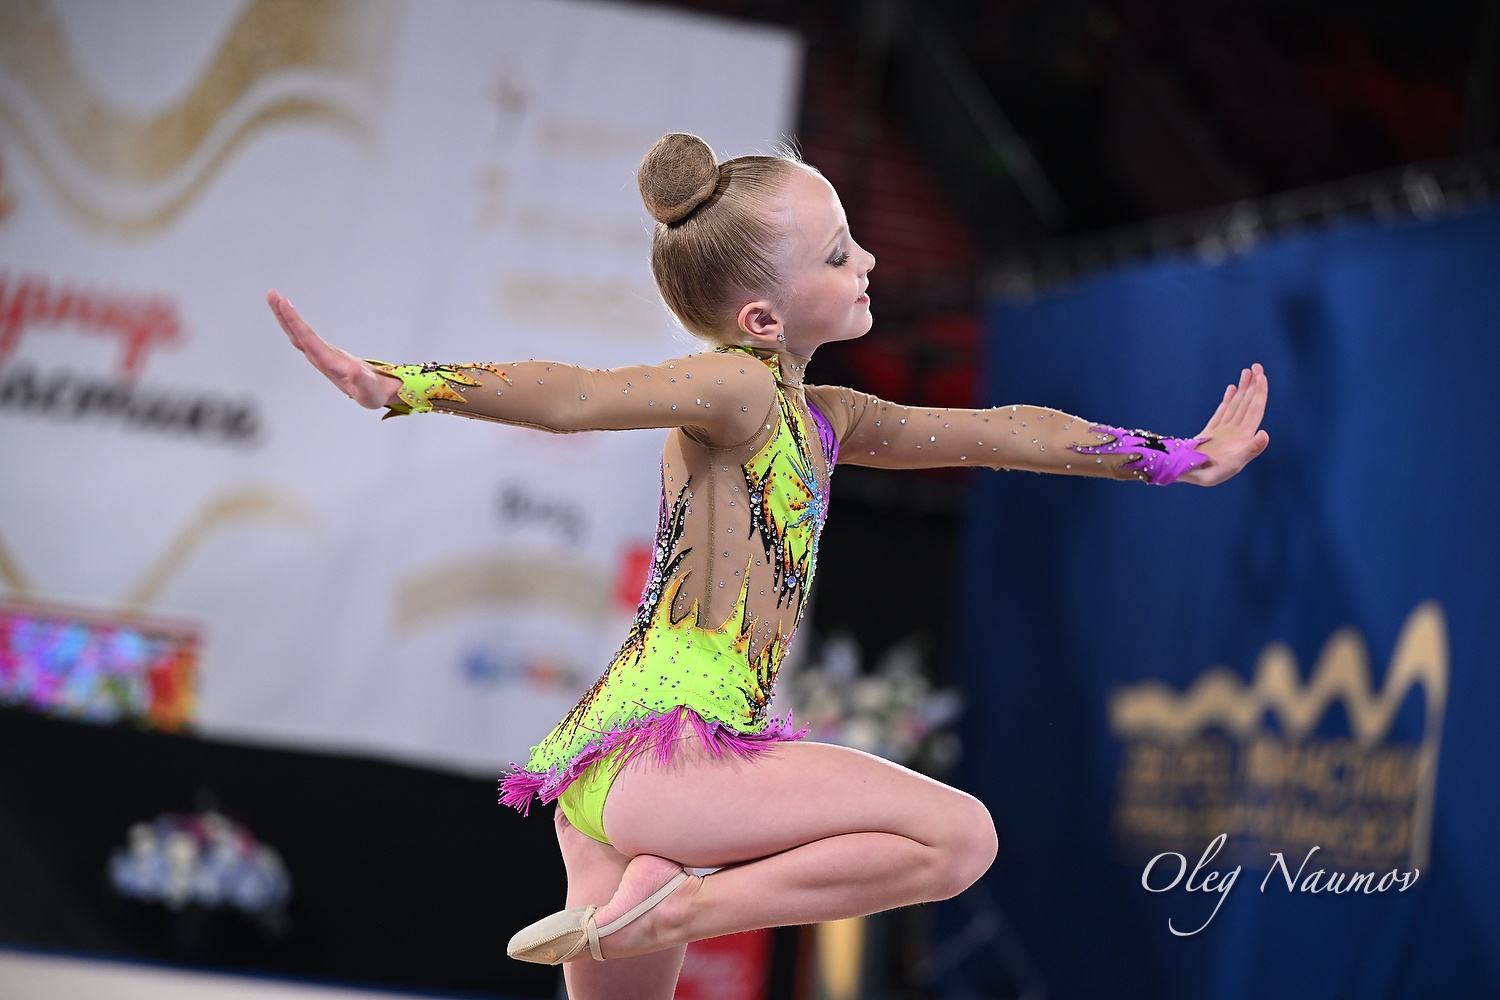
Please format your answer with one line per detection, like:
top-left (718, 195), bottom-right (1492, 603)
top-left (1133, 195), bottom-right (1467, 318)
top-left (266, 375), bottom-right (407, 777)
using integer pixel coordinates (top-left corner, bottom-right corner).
top-left (803, 322), bottom-right (872, 350)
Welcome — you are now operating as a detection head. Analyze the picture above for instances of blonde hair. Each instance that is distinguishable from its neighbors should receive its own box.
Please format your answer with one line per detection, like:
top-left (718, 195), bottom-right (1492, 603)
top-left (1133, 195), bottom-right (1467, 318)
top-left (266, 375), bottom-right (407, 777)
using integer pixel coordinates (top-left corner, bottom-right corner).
top-left (637, 133), bottom-right (804, 341)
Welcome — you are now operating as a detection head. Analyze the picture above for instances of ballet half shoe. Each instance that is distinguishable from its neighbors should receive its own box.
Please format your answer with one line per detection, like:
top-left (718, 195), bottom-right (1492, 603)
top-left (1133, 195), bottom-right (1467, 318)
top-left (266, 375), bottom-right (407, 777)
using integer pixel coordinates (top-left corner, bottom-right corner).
top-left (507, 870), bottom-right (691, 964)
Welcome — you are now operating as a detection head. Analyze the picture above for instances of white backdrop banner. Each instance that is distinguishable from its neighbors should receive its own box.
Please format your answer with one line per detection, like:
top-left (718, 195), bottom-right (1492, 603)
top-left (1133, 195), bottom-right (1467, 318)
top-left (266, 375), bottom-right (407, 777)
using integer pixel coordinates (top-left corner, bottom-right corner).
top-left (0, 0), bottom-right (802, 773)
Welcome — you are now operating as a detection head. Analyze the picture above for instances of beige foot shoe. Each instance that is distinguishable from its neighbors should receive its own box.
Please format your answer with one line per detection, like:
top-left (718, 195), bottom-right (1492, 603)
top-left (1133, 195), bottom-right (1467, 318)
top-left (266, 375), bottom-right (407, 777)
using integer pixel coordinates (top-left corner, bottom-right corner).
top-left (507, 870), bottom-right (691, 964)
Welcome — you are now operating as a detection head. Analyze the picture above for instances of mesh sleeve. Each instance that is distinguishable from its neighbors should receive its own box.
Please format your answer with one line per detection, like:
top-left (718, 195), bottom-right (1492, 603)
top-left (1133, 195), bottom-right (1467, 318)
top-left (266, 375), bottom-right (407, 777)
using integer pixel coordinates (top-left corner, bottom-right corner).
top-left (373, 350), bottom-right (776, 448)
top-left (805, 384), bottom-right (1202, 483)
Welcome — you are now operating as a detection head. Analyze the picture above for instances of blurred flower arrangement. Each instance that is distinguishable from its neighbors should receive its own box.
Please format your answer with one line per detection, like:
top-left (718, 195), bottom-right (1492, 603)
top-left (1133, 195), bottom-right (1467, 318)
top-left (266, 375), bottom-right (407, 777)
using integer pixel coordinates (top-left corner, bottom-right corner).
top-left (784, 633), bottom-right (963, 776)
top-left (109, 810), bottom-right (291, 934)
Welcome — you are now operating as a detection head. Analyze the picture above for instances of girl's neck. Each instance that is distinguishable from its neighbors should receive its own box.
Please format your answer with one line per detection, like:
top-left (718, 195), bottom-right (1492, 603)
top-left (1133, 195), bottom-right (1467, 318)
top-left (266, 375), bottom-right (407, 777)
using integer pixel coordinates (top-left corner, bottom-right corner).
top-left (723, 342), bottom-right (810, 388)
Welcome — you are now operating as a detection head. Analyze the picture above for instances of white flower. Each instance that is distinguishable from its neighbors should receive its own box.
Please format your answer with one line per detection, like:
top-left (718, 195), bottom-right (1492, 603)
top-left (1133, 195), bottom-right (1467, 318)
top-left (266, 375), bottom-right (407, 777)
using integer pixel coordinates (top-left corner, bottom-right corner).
top-left (821, 635), bottom-right (861, 683)
top-left (920, 690), bottom-right (964, 730)
top-left (840, 716), bottom-right (884, 754)
top-left (162, 831), bottom-right (198, 908)
top-left (850, 677), bottom-right (891, 714)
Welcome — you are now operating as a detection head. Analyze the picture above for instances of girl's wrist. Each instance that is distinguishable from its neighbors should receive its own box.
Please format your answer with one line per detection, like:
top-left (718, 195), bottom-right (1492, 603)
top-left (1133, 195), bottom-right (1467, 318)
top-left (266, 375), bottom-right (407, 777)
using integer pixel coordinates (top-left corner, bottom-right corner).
top-left (1067, 426), bottom-right (1208, 485)
top-left (374, 368), bottom-right (403, 409)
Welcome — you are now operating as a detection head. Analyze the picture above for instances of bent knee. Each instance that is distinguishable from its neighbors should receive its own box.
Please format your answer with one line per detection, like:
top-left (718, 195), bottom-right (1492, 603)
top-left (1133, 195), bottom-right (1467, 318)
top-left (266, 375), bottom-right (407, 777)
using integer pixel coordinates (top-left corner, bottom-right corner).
top-left (929, 795), bottom-right (997, 900)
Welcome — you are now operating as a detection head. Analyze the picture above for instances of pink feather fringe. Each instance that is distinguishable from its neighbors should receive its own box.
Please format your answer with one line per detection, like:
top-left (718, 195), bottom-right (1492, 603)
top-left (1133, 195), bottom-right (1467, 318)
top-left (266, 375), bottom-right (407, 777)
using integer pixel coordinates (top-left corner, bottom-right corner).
top-left (497, 706), bottom-right (807, 815)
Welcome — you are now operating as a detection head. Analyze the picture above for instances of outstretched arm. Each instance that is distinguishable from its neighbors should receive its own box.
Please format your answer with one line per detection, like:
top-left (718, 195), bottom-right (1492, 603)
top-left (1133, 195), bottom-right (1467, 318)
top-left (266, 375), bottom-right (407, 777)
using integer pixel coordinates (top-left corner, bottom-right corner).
top-left (805, 364), bottom-right (1268, 486)
top-left (267, 290), bottom-right (773, 443)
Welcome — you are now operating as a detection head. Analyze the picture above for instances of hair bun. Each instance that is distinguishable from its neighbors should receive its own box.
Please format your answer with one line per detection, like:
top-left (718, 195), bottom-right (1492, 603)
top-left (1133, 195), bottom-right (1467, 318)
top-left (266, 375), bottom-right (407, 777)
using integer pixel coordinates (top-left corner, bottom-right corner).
top-left (638, 133), bottom-right (720, 225)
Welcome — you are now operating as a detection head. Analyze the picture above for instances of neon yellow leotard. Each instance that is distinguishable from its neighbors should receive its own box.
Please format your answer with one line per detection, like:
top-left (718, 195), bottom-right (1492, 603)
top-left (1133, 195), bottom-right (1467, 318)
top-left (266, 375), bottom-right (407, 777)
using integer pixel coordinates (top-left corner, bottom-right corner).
top-left (374, 343), bottom-right (1169, 844)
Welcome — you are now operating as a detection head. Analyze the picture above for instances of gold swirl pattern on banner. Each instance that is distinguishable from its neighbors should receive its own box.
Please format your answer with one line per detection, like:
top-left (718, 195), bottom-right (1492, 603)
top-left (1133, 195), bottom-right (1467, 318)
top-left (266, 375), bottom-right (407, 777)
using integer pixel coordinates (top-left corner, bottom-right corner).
top-left (0, 488), bottom-right (311, 605)
top-left (0, 0), bottom-right (393, 239)
top-left (120, 489), bottom-right (312, 610)
top-left (1108, 603), bottom-right (1447, 870)
top-left (534, 118), bottom-right (663, 157)
top-left (0, 528), bottom-right (30, 593)
top-left (1110, 606), bottom-right (1447, 746)
top-left (392, 555), bottom-right (610, 632)
top-left (495, 272), bottom-right (667, 335)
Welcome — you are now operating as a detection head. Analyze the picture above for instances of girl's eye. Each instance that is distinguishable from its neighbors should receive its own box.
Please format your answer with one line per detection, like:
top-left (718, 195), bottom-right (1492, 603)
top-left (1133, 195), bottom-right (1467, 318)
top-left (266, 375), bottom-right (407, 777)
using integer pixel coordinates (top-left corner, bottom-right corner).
top-left (828, 249), bottom-right (851, 267)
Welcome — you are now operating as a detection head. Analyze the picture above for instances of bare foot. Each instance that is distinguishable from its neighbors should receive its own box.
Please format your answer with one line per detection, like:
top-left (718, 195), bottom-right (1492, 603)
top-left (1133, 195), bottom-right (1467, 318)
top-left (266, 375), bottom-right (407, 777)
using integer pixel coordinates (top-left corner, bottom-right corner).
top-left (592, 854), bottom-right (700, 958)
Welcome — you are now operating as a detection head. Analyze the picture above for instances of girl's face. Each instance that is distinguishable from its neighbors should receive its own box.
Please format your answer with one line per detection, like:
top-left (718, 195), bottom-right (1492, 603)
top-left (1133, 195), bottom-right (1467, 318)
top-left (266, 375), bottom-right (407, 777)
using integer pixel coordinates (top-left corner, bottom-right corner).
top-left (771, 166), bottom-right (876, 354)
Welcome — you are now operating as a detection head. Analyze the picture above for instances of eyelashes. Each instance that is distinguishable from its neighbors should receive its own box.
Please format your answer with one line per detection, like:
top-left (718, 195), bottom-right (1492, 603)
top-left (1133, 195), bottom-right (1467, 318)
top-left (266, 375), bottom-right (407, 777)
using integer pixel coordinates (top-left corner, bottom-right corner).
top-left (828, 249), bottom-right (851, 267)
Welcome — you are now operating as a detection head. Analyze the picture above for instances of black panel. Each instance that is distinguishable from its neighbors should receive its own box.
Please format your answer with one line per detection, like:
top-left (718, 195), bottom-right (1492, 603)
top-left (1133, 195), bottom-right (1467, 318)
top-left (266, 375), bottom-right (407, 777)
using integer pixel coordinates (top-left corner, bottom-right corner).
top-left (0, 708), bottom-right (563, 998)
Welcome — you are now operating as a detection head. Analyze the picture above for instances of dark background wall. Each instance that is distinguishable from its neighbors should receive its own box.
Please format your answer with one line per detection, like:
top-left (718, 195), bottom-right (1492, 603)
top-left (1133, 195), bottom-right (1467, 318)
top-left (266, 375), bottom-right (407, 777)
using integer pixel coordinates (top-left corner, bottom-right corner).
top-left (0, 707), bottom-right (563, 998)
top-left (943, 200), bottom-right (1500, 999)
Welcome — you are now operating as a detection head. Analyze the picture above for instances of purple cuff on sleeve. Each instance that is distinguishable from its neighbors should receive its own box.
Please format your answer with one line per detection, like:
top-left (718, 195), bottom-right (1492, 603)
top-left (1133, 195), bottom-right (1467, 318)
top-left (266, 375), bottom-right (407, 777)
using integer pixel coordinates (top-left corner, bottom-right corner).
top-left (1068, 426), bottom-right (1207, 485)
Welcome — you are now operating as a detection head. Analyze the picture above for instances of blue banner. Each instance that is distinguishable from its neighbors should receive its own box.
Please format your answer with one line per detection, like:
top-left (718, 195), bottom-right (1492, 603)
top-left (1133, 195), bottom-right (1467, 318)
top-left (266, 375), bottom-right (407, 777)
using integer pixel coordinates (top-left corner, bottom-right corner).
top-left (944, 202), bottom-right (1500, 999)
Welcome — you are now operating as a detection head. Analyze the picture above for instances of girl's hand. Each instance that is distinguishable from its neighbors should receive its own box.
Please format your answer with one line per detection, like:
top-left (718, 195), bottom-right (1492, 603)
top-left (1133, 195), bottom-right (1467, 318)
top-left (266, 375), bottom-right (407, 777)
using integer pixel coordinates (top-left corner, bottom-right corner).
top-left (266, 290), bottom-right (400, 409)
top-left (1180, 363), bottom-right (1270, 486)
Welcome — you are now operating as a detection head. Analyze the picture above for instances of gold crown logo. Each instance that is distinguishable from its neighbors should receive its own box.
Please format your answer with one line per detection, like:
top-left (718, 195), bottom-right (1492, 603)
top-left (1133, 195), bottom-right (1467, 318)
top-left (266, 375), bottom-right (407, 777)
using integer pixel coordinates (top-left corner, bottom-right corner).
top-left (1108, 602), bottom-right (1446, 870)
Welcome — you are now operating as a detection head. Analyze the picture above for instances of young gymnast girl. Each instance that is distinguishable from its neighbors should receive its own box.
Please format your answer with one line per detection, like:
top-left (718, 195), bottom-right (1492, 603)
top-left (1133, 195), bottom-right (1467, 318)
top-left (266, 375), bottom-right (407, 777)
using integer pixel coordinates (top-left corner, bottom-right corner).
top-left (268, 132), bottom-right (1268, 999)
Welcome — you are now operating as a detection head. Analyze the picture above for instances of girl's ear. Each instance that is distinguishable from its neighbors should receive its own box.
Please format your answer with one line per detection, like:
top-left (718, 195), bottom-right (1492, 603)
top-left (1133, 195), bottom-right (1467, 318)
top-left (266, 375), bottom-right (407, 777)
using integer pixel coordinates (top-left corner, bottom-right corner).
top-left (736, 299), bottom-right (783, 346)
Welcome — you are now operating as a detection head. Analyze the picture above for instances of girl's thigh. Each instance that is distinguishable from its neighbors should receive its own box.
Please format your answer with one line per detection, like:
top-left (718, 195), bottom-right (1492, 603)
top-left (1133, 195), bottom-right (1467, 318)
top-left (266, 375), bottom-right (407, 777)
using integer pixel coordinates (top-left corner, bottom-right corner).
top-left (601, 739), bottom-right (990, 868)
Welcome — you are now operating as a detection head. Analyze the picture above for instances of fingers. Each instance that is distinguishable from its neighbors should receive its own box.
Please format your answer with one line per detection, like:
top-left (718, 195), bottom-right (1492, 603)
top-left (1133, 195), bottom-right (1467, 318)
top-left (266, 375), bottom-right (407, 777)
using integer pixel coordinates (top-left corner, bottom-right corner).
top-left (1198, 382), bottom-right (1235, 435)
top-left (1184, 366), bottom-right (1270, 486)
top-left (1195, 364), bottom-right (1270, 480)
top-left (266, 289), bottom-right (368, 393)
top-left (1226, 368), bottom-right (1253, 423)
top-left (1225, 364), bottom-right (1266, 428)
top-left (1246, 363), bottom-right (1268, 425)
top-left (273, 295), bottom-right (344, 370)
top-left (267, 290), bottom-right (395, 408)
top-left (267, 290), bottom-right (301, 349)
top-left (268, 291), bottom-right (316, 359)
top-left (1215, 381), bottom-right (1236, 424)
top-left (271, 293), bottom-right (306, 343)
